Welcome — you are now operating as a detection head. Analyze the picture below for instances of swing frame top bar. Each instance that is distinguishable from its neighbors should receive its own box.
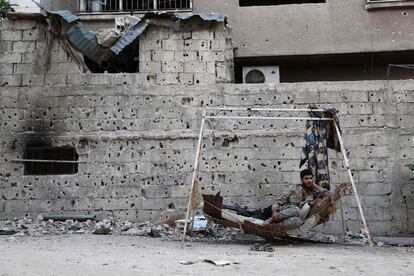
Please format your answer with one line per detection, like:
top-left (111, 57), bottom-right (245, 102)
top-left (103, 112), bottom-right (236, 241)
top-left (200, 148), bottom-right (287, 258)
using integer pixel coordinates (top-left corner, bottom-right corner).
top-left (204, 107), bottom-right (334, 121)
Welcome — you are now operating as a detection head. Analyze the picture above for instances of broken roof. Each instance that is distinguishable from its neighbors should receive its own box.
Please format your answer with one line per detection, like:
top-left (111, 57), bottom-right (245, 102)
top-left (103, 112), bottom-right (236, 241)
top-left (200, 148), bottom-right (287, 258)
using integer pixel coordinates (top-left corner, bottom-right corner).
top-left (35, 2), bottom-right (227, 66)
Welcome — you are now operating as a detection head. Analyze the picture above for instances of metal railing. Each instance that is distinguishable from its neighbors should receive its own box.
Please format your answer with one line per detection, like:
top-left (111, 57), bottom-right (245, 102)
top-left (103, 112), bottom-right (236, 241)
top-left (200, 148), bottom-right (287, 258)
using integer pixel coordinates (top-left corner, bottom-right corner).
top-left (79, 0), bottom-right (192, 13)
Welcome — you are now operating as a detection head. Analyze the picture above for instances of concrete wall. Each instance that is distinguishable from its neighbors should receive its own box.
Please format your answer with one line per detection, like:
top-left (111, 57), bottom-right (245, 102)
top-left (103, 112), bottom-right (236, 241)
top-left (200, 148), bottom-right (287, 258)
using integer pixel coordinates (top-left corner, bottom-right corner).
top-left (0, 80), bottom-right (413, 236)
top-left (195, 0), bottom-right (414, 58)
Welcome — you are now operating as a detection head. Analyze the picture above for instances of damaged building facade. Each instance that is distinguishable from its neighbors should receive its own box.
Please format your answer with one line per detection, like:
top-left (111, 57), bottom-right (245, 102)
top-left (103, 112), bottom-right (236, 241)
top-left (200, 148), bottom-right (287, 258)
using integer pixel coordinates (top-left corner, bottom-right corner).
top-left (0, 1), bottom-right (413, 236)
top-left (37, 0), bottom-right (414, 82)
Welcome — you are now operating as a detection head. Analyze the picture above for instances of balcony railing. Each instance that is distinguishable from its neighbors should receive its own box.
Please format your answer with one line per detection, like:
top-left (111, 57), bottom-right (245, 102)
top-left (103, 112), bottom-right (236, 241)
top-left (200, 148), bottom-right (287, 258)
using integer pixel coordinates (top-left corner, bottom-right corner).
top-left (79, 0), bottom-right (192, 13)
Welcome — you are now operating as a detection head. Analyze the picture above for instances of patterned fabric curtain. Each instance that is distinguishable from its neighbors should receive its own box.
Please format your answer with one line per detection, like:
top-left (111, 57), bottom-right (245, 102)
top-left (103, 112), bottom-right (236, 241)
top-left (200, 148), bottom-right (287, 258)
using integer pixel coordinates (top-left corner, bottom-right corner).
top-left (299, 108), bottom-right (341, 185)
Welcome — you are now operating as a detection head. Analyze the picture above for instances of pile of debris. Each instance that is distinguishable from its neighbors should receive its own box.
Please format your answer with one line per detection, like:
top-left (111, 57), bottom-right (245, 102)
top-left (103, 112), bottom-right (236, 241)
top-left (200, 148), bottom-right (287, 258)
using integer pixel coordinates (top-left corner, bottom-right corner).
top-left (0, 215), bottom-right (375, 246)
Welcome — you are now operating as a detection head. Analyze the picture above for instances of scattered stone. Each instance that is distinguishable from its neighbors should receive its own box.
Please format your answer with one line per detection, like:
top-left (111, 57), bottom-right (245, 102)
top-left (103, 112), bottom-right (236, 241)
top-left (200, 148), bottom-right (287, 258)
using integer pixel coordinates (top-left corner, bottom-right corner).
top-left (93, 227), bottom-right (111, 235)
top-left (377, 242), bottom-right (385, 247)
top-left (0, 230), bottom-right (17, 235)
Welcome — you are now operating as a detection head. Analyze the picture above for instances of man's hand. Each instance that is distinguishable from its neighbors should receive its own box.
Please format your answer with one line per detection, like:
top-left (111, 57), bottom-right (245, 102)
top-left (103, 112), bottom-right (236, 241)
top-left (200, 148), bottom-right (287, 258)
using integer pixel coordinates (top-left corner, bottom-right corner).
top-left (265, 210), bottom-right (279, 224)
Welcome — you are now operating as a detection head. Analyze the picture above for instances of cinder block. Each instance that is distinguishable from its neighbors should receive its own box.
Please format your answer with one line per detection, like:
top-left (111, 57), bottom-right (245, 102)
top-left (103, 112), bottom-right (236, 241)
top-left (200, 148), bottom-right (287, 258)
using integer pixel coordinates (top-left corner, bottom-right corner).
top-left (192, 29), bottom-right (214, 40)
top-left (22, 29), bottom-right (43, 41)
top-left (178, 73), bottom-right (194, 85)
top-left (12, 41), bottom-right (36, 53)
top-left (184, 62), bottom-right (207, 73)
top-left (213, 51), bottom-right (225, 61)
top-left (45, 74), bottom-right (67, 86)
top-left (131, 73), bottom-right (155, 85)
top-left (211, 38), bottom-right (226, 51)
top-left (169, 30), bottom-right (191, 40)
top-left (206, 62), bottom-right (215, 74)
top-left (0, 63), bottom-right (13, 74)
top-left (198, 51), bottom-right (213, 62)
top-left (0, 74), bottom-right (22, 86)
top-left (0, 30), bottom-right (22, 41)
top-left (0, 52), bottom-right (21, 63)
top-left (184, 39), bottom-right (210, 51)
top-left (140, 50), bottom-right (152, 62)
top-left (161, 61), bottom-right (184, 73)
top-left (0, 41), bottom-right (12, 52)
top-left (13, 63), bottom-right (35, 74)
top-left (138, 39), bottom-right (162, 51)
top-left (161, 39), bottom-right (184, 51)
top-left (66, 73), bottom-right (81, 85)
top-left (152, 50), bottom-right (175, 62)
top-left (141, 198), bottom-right (167, 210)
top-left (139, 61), bottom-right (161, 73)
top-left (22, 74), bottom-right (45, 86)
top-left (0, 19), bottom-right (14, 31)
top-left (21, 52), bottom-right (35, 63)
top-left (175, 51), bottom-right (198, 62)
top-left (49, 62), bottom-right (81, 74)
top-left (194, 73), bottom-right (216, 84)
top-left (156, 73), bottom-right (179, 85)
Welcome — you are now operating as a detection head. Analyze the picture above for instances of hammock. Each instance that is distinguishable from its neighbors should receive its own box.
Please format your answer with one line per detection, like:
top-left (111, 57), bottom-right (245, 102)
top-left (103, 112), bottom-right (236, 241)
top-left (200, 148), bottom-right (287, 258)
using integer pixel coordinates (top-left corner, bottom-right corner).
top-left (202, 183), bottom-right (349, 240)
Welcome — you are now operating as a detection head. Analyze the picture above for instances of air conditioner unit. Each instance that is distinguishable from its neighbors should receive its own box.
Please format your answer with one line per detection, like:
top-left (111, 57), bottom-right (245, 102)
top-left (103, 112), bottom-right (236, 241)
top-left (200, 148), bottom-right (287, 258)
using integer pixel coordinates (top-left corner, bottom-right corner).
top-left (242, 66), bottom-right (280, 84)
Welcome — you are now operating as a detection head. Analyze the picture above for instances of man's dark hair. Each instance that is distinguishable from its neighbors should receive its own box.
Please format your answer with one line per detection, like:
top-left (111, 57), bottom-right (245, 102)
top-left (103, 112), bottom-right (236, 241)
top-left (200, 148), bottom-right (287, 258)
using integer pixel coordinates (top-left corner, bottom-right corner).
top-left (300, 169), bottom-right (313, 180)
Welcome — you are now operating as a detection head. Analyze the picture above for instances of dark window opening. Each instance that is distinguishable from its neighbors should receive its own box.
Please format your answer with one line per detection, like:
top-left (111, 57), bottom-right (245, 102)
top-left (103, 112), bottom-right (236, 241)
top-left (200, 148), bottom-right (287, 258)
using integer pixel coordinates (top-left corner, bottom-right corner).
top-left (239, 0), bottom-right (325, 6)
top-left (24, 146), bottom-right (79, 175)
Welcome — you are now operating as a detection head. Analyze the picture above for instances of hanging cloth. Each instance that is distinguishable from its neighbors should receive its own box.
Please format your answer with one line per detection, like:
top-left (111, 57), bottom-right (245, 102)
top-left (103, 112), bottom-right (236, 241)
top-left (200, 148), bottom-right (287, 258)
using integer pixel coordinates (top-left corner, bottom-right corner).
top-left (299, 108), bottom-right (341, 185)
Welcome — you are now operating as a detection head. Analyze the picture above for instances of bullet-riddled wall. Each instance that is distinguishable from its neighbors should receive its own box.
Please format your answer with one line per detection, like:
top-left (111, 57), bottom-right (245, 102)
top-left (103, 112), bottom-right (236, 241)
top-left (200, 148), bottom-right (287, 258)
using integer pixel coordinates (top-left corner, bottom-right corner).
top-left (0, 81), bottom-right (413, 236)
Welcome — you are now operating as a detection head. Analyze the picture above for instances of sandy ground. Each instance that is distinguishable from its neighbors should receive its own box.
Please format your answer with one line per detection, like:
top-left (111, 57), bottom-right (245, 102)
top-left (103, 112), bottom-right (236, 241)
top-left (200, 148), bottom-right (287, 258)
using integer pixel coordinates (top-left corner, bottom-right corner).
top-left (0, 235), bottom-right (413, 276)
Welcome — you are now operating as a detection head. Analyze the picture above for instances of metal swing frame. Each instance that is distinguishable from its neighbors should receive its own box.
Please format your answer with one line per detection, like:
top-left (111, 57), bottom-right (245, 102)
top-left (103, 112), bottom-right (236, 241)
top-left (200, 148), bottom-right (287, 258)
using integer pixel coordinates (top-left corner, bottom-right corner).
top-left (182, 107), bottom-right (374, 246)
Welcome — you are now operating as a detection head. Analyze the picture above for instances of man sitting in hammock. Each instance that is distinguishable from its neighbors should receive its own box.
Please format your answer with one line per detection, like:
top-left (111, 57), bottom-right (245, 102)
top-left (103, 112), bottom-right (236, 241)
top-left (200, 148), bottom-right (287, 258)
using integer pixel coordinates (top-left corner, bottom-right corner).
top-left (226, 169), bottom-right (328, 230)
top-left (261, 169), bottom-right (329, 229)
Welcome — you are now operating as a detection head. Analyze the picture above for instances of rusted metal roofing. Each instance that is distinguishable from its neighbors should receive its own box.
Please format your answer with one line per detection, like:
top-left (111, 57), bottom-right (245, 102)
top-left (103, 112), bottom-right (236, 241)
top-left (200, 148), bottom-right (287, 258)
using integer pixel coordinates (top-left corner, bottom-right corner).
top-left (35, 5), bottom-right (226, 67)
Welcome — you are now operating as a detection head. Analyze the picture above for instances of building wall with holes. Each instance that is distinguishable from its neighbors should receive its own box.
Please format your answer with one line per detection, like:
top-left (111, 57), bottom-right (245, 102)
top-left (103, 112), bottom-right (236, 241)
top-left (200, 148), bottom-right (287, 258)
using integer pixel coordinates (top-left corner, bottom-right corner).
top-left (0, 17), bottom-right (233, 86)
top-left (0, 81), bottom-right (413, 236)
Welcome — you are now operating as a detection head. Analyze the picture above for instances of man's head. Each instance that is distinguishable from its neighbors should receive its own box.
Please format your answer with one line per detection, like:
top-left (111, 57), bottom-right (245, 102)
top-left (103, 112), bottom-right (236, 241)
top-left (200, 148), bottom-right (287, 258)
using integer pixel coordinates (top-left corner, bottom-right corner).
top-left (300, 169), bottom-right (314, 188)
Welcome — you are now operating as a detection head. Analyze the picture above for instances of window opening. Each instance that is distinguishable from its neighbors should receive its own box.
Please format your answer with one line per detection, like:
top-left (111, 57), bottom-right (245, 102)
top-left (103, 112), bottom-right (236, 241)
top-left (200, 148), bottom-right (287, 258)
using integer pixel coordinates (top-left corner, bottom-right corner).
top-left (23, 146), bottom-right (79, 175)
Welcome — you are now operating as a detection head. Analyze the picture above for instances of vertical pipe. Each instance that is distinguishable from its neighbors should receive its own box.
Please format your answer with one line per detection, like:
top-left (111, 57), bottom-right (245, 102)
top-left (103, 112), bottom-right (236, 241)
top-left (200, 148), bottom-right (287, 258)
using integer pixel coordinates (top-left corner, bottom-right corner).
top-left (334, 121), bottom-right (374, 246)
top-left (181, 108), bottom-right (207, 247)
top-left (153, 0), bottom-right (157, 10)
top-left (119, 0), bottom-right (123, 11)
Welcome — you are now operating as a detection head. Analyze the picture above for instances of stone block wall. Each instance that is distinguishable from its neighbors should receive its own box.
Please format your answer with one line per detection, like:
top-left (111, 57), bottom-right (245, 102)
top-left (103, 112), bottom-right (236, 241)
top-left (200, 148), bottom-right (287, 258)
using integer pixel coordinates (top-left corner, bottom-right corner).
top-left (139, 22), bottom-right (234, 85)
top-left (0, 81), bottom-right (413, 236)
top-left (1, 17), bottom-right (233, 86)
top-left (0, 18), bottom-right (85, 86)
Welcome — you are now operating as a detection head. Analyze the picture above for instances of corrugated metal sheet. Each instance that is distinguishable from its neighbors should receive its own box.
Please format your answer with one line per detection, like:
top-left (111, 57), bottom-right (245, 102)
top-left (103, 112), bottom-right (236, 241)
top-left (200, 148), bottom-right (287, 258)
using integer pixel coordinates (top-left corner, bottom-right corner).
top-left (37, 6), bottom-right (226, 67)
top-left (66, 25), bottom-right (114, 65)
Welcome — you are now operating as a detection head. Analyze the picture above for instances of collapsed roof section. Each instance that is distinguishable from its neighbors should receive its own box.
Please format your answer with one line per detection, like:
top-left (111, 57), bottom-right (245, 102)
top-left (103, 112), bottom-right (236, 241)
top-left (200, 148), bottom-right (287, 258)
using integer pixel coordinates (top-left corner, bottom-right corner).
top-left (36, 2), bottom-right (227, 72)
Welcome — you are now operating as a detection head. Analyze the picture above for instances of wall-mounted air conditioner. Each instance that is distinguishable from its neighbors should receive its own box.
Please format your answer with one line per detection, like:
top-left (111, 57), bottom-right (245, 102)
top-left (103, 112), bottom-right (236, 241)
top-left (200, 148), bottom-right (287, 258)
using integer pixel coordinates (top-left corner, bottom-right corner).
top-left (242, 66), bottom-right (280, 84)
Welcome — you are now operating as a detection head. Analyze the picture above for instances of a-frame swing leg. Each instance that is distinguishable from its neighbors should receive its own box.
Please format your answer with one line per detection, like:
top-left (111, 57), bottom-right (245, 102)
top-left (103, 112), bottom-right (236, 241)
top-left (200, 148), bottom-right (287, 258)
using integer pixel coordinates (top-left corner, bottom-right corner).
top-left (182, 108), bottom-right (207, 247)
top-left (334, 121), bottom-right (374, 246)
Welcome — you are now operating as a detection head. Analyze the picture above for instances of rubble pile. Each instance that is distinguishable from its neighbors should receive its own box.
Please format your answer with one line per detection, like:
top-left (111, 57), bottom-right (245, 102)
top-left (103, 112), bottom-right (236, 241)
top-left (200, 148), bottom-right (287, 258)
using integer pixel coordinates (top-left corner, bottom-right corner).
top-left (0, 215), bottom-right (370, 246)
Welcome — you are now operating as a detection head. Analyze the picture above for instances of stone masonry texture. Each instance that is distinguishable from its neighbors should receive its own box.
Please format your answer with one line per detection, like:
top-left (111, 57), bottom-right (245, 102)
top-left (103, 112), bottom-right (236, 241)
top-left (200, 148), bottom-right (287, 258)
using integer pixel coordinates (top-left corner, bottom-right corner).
top-left (0, 81), bottom-right (413, 237)
top-left (1, 18), bottom-right (233, 86)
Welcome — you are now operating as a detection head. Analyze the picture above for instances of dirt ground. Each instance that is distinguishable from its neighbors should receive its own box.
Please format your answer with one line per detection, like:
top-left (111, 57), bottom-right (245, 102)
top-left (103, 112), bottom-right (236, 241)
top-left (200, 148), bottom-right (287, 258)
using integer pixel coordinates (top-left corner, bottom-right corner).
top-left (0, 235), bottom-right (413, 276)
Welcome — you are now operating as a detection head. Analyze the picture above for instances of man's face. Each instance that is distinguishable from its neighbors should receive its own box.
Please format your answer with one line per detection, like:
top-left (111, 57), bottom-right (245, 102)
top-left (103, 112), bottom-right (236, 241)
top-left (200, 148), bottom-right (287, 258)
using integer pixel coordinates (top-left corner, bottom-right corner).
top-left (302, 175), bottom-right (314, 188)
